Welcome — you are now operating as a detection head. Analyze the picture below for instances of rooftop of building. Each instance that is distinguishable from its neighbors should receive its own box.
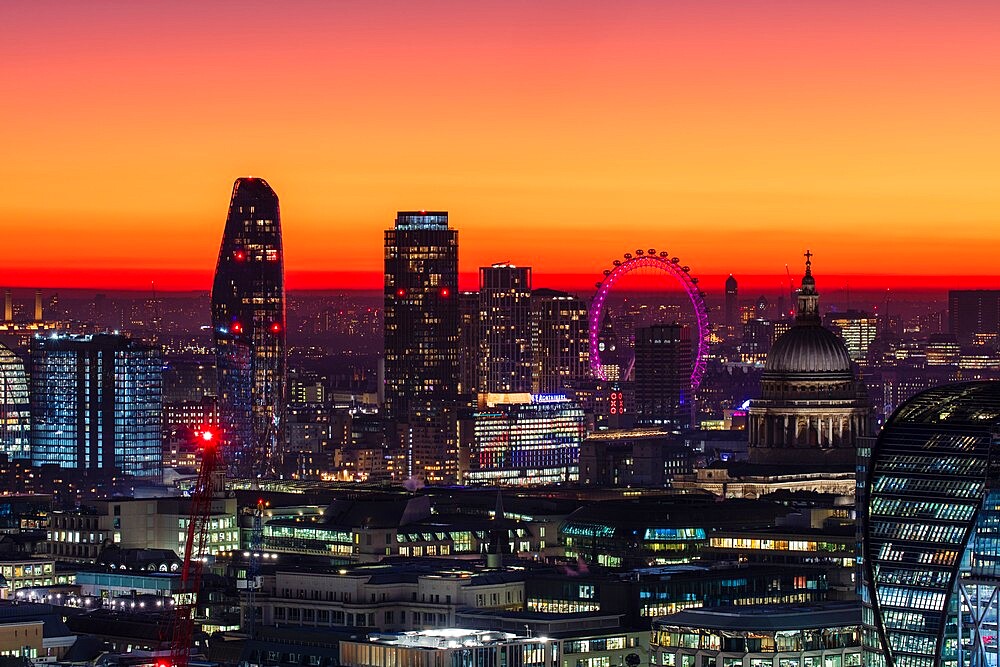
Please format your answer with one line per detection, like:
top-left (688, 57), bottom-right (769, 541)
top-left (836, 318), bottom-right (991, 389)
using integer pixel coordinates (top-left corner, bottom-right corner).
top-left (365, 629), bottom-right (521, 649)
top-left (654, 601), bottom-right (861, 632)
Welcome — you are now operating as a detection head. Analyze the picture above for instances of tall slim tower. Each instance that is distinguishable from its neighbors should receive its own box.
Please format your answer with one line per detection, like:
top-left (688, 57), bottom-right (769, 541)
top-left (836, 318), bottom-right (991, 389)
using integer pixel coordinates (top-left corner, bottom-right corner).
top-left (724, 274), bottom-right (738, 328)
top-left (478, 264), bottom-right (532, 395)
top-left (384, 211), bottom-right (459, 483)
top-left (211, 178), bottom-right (286, 477)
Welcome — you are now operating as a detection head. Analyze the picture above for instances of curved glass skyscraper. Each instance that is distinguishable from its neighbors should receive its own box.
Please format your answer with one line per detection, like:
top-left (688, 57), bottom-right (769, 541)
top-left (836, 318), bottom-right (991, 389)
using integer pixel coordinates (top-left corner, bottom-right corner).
top-left (862, 381), bottom-right (1000, 667)
top-left (211, 177), bottom-right (286, 477)
top-left (0, 341), bottom-right (29, 460)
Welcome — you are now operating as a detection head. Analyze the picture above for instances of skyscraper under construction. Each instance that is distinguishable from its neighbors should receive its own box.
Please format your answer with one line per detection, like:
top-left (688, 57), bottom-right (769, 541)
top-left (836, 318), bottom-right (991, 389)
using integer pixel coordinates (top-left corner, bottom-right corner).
top-left (211, 177), bottom-right (286, 476)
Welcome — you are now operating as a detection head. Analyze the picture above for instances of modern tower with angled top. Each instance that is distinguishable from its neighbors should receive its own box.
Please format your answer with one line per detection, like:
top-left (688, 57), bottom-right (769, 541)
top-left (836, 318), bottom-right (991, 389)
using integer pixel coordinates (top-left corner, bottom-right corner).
top-left (211, 177), bottom-right (286, 477)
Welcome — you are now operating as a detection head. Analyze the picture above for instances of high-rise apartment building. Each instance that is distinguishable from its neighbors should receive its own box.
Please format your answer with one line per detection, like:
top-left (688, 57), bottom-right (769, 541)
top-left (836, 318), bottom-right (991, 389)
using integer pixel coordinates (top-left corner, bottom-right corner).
top-left (211, 177), bottom-right (286, 476)
top-left (383, 211), bottom-right (459, 483)
top-left (478, 264), bottom-right (532, 394)
top-left (530, 289), bottom-right (589, 394)
top-left (29, 333), bottom-right (162, 479)
top-left (633, 324), bottom-right (692, 429)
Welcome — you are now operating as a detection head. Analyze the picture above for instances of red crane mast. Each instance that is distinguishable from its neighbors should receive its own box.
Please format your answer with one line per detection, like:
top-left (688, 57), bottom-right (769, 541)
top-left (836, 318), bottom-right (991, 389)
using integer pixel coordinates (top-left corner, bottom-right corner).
top-left (166, 428), bottom-right (222, 667)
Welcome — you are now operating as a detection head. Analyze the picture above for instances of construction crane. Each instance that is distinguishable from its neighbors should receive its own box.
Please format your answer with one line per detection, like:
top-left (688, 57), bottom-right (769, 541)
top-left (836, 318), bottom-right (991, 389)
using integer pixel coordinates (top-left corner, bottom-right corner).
top-left (166, 428), bottom-right (222, 667)
top-left (785, 264), bottom-right (796, 317)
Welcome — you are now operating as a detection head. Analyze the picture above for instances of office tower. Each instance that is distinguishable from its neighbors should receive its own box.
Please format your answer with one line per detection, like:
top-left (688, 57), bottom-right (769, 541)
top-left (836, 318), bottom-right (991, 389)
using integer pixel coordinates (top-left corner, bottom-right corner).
top-left (211, 177), bottom-right (286, 476)
top-left (633, 324), bottom-right (692, 429)
top-left (748, 254), bottom-right (871, 467)
top-left (459, 394), bottom-right (584, 485)
top-left (0, 342), bottom-right (29, 460)
top-left (33, 289), bottom-right (42, 322)
top-left (457, 291), bottom-right (480, 397)
top-left (948, 290), bottom-right (1000, 343)
top-left (29, 333), bottom-right (162, 479)
top-left (383, 211), bottom-right (459, 483)
top-left (530, 289), bottom-right (589, 394)
top-left (826, 310), bottom-right (878, 364)
top-left (478, 264), bottom-right (532, 394)
top-left (861, 382), bottom-right (1000, 667)
top-left (724, 274), bottom-right (738, 328)
top-left (3, 290), bottom-right (10, 322)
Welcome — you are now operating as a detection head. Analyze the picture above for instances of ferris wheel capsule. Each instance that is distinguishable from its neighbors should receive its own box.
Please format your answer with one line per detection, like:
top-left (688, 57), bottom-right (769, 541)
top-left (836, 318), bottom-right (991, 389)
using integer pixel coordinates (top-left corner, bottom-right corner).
top-left (691, 277), bottom-right (699, 283)
top-left (596, 282), bottom-right (603, 289)
top-left (636, 249), bottom-right (644, 255)
top-left (624, 253), bottom-right (632, 259)
top-left (671, 257), bottom-right (679, 263)
top-left (682, 266), bottom-right (690, 272)
top-left (648, 249), bottom-right (656, 255)
top-left (613, 260), bottom-right (621, 266)
top-left (603, 270), bottom-right (611, 276)
top-left (660, 251), bottom-right (668, 257)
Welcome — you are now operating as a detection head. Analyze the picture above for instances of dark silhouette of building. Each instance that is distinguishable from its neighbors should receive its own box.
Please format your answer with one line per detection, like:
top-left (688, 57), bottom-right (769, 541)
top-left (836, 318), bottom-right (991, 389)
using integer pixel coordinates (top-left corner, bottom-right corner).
top-left (530, 289), bottom-right (589, 394)
top-left (478, 264), bottom-right (532, 394)
top-left (383, 211), bottom-right (459, 483)
top-left (211, 177), bottom-right (286, 476)
top-left (725, 274), bottom-right (738, 328)
top-left (29, 333), bottom-right (162, 479)
top-left (457, 291), bottom-right (480, 397)
top-left (633, 324), bottom-right (692, 429)
top-left (948, 289), bottom-right (1000, 343)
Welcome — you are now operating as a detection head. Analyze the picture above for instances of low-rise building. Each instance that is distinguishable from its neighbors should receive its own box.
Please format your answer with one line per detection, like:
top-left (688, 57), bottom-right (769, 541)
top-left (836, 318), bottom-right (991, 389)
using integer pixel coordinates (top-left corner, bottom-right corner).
top-left (44, 494), bottom-right (238, 562)
top-left (650, 602), bottom-right (861, 667)
top-left (255, 562), bottom-right (525, 632)
top-left (0, 557), bottom-right (58, 599)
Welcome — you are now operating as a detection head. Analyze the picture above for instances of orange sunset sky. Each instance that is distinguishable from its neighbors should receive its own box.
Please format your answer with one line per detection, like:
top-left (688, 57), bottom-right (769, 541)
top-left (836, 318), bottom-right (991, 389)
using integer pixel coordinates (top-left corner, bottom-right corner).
top-left (4, 1), bottom-right (1000, 293)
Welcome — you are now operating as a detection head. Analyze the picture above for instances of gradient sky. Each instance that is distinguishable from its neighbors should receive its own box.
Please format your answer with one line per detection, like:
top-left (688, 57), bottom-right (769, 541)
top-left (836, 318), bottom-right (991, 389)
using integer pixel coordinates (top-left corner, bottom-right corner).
top-left (4, 1), bottom-right (1000, 293)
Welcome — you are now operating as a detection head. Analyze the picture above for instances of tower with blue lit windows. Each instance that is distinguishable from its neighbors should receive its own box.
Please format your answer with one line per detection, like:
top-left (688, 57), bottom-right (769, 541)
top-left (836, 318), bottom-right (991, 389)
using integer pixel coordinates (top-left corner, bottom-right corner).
top-left (211, 177), bottom-right (286, 477)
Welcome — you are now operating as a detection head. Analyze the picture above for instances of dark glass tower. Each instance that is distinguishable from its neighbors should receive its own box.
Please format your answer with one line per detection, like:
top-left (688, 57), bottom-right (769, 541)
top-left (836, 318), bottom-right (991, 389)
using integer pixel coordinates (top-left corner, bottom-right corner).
top-left (383, 211), bottom-right (459, 483)
top-left (478, 264), bottom-right (532, 394)
top-left (725, 274), bottom-right (738, 328)
top-left (29, 333), bottom-right (162, 479)
top-left (633, 324), bottom-right (692, 429)
top-left (211, 177), bottom-right (286, 477)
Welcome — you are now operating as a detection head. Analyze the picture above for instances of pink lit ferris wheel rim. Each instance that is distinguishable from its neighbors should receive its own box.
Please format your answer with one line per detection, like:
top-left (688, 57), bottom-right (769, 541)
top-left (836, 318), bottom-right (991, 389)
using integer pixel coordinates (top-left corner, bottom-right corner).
top-left (589, 251), bottom-right (710, 391)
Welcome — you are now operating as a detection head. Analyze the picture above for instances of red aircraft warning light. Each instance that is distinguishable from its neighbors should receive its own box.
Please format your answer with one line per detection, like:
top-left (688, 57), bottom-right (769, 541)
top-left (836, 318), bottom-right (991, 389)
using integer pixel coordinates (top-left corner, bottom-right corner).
top-left (231, 322), bottom-right (243, 334)
top-left (440, 287), bottom-right (451, 297)
top-left (270, 322), bottom-right (282, 334)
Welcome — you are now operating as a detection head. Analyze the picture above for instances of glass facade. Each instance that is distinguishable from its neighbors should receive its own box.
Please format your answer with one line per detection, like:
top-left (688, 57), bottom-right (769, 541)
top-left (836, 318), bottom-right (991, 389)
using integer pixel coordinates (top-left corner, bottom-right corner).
top-left (862, 382), bottom-right (1000, 667)
top-left (211, 177), bottom-right (286, 477)
top-left (0, 342), bottom-right (29, 460)
top-left (465, 395), bottom-right (584, 485)
top-left (29, 333), bottom-right (162, 479)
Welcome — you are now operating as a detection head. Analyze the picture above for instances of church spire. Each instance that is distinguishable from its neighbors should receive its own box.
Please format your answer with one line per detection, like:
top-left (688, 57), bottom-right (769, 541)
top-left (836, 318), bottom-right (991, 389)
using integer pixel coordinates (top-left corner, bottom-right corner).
top-left (796, 250), bottom-right (820, 324)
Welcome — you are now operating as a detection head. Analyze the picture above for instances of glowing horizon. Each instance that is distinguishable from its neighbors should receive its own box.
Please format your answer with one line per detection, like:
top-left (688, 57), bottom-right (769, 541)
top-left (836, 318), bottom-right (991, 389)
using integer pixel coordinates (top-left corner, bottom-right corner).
top-left (4, 1), bottom-right (1000, 291)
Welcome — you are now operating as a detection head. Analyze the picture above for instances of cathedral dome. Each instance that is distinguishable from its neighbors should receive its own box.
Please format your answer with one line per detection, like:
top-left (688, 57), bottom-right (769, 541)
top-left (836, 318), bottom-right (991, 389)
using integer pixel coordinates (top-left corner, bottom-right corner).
top-left (765, 324), bottom-right (852, 376)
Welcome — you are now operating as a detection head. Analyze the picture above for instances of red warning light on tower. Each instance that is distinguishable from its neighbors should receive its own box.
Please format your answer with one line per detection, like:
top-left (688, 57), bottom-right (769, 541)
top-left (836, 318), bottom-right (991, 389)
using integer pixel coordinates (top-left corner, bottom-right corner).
top-left (440, 287), bottom-right (450, 297)
top-left (231, 322), bottom-right (243, 334)
top-left (234, 250), bottom-right (246, 261)
top-left (270, 322), bottom-right (282, 334)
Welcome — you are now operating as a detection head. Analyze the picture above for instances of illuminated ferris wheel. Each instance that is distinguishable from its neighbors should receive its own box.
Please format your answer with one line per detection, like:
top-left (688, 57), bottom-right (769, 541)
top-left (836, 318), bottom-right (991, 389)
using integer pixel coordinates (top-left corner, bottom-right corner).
top-left (589, 249), bottom-right (711, 391)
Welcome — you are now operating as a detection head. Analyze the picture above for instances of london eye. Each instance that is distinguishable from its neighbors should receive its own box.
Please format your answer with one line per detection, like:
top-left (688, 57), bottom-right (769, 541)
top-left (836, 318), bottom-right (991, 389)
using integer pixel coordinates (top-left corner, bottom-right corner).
top-left (589, 249), bottom-right (710, 391)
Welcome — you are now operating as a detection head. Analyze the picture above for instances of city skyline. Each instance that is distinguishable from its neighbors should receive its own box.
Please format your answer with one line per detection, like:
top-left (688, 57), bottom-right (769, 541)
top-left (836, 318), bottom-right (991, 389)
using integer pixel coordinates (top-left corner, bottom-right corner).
top-left (5, 2), bottom-right (1000, 292)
